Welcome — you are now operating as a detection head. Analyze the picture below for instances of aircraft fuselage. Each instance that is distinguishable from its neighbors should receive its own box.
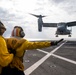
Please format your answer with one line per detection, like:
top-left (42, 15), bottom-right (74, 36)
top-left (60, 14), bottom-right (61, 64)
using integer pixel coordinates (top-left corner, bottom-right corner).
top-left (56, 23), bottom-right (71, 37)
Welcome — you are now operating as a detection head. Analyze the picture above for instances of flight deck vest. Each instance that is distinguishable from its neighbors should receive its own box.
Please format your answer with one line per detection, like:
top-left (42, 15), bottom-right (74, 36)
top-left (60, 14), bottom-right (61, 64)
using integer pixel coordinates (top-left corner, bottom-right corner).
top-left (5, 38), bottom-right (26, 71)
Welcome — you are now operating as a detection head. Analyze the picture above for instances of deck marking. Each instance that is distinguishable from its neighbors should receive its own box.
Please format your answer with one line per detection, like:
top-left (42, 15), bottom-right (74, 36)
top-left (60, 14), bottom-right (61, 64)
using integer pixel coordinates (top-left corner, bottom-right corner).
top-left (24, 42), bottom-right (65, 75)
top-left (52, 54), bottom-right (76, 65)
top-left (37, 49), bottom-right (49, 54)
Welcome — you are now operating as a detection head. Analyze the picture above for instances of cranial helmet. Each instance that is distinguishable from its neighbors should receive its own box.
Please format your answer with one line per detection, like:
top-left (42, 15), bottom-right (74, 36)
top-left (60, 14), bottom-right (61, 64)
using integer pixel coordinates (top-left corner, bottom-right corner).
top-left (0, 21), bottom-right (6, 30)
top-left (11, 26), bottom-right (25, 38)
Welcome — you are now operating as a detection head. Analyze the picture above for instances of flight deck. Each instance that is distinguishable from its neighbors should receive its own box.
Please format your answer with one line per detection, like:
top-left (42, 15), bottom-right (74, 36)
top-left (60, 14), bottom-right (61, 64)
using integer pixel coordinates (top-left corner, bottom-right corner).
top-left (23, 40), bottom-right (76, 75)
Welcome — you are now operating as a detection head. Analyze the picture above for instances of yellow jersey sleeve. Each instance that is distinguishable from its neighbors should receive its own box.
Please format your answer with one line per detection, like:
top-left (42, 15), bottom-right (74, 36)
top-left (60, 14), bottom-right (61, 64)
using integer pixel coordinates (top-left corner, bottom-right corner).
top-left (0, 36), bottom-right (13, 67)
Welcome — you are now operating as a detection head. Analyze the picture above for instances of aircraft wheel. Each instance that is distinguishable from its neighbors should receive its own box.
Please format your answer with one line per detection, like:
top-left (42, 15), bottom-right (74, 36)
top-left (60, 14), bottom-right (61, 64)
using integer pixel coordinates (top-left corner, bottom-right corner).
top-left (68, 35), bottom-right (71, 37)
top-left (56, 35), bottom-right (58, 37)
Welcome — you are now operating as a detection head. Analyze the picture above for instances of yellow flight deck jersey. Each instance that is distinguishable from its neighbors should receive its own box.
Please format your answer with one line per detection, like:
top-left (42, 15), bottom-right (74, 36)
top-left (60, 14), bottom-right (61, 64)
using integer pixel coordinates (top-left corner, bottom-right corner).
top-left (0, 36), bottom-right (13, 67)
top-left (0, 36), bottom-right (14, 74)
top-left (5, 37), bottom-right (51, 71)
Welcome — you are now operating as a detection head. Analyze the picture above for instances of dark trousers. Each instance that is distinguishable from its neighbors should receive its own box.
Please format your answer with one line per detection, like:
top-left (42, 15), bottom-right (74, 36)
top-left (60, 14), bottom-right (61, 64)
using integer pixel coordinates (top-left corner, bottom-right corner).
top-left (1, 66), bottom-right (25, 75)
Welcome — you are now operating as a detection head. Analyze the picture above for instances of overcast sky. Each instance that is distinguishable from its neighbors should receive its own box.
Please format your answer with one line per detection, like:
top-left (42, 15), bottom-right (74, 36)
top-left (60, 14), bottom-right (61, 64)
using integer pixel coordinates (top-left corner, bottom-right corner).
top-left (0, 0), bottom-right (76, 40)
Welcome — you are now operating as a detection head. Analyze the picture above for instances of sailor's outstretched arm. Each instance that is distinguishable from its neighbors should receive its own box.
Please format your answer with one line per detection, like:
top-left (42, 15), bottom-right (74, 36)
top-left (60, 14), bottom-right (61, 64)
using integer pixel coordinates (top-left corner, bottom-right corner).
top-left (17, 38), bottom-right (64, 50)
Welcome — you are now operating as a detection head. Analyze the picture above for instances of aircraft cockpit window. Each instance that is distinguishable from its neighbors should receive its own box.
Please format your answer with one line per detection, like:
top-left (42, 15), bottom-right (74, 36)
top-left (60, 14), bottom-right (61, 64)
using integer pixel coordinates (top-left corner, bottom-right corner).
top-left (57, 23), bottom-right (66, 27)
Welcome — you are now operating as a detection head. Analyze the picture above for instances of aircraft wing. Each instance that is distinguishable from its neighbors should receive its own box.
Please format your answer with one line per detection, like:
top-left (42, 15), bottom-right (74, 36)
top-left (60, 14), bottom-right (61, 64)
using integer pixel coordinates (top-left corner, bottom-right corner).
top-left (66, 21), bottom-right (76, 27)
top-left (43, 23), bottom-right (57, 27)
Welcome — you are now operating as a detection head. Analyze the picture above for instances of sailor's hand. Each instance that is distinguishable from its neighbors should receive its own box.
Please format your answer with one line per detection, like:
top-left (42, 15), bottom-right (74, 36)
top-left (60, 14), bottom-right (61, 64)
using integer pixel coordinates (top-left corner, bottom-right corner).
top-left (56, 38), bottom-right (64, 44)
top-left (51, 38), bottom-right (64, 46)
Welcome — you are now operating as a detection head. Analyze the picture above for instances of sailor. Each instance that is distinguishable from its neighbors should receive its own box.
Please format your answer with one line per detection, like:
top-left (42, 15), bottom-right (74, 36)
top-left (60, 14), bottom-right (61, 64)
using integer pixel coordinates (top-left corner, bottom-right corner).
top-left (5, 26), bottom-right (64, 75)
top-left (0, 21), bottom-right (15, 75)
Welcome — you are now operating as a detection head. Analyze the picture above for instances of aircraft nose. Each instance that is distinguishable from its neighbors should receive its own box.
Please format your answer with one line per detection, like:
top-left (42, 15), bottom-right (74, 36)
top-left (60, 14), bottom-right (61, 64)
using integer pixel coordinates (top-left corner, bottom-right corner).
top-left (58, 26), bottom-right (65, 30)
top-left (58, 26), bottom-right (62, 31)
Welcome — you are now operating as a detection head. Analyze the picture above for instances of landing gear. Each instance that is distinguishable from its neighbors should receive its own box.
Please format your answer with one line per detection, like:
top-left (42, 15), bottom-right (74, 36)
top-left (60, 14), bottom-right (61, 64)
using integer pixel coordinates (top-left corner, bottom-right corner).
top-left (68, 34), bottom-right (71, 37)
top-left (56, 34), bottom-right (58, 37)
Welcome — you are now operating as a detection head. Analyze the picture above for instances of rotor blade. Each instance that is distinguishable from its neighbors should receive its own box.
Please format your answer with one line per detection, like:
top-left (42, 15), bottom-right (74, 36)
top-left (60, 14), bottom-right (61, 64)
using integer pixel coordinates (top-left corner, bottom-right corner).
top-left (43, 23), bottom-right (57, 27)
top-left (66, 21), bottom-right (76, 27)
top-left (29, 13), bottom-right (46, 18)
top-left (29, 13), bottom-right (39, 17)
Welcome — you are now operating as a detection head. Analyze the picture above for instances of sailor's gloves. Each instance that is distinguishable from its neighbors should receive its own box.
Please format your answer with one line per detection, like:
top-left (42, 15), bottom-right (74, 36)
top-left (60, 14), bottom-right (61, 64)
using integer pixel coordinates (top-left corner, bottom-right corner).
top-left (51, 38), bottom-right (64, 46)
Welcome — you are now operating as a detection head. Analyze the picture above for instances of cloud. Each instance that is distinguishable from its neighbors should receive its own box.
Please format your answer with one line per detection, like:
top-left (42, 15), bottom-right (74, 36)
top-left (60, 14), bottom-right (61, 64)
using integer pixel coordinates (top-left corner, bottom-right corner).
top-left (0, 0), bottom-right (76, 38)
top-left (50, 0), bottom-right (66, 4)
top-left (49, 0), bottom-right (76, 15)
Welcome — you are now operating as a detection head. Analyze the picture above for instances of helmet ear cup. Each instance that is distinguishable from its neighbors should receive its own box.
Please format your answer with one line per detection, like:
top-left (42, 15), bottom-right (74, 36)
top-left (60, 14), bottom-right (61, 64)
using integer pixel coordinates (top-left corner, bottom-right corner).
top-left (20, 31), bottom-right (25, 37)
top-left (13, 26), bottom-right (25, 37)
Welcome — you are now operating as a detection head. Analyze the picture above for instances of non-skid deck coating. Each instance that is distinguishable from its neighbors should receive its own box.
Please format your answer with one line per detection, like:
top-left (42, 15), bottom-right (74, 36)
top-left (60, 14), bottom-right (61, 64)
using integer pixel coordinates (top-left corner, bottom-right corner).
top-left (23, 41), bottom-right (76, 75)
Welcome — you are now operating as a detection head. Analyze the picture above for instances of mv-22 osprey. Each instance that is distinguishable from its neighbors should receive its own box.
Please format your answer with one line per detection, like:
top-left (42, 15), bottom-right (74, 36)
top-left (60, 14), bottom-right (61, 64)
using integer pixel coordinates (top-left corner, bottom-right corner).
top-left (30, 13), bottom-right (76, 37)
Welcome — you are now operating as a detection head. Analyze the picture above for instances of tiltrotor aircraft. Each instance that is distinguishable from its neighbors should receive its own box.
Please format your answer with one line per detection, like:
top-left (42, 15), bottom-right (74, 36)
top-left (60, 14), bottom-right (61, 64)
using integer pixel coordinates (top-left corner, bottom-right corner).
top-left (30, 13), bottom-right (76, 37)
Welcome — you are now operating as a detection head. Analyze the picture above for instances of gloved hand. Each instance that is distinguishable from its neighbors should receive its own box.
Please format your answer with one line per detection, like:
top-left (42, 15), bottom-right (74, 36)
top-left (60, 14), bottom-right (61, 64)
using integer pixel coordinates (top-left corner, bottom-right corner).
top-left (51, 38), bottom-right (64, 46)
top-left (10, 49), bottom-right (16, 56)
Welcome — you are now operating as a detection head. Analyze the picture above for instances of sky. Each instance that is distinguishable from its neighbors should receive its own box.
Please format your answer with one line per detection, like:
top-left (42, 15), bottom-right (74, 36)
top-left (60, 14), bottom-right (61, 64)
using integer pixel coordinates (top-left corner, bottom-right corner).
top-left (0, 0), bottom-right (76, 40)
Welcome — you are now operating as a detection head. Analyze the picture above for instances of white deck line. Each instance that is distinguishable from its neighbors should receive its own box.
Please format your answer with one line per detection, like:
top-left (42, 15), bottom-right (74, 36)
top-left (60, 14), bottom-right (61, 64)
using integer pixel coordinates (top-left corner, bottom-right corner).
top-left (52, 54), bottom-right (76, 65)
top-left (37, 49), bottom-right (49, 54)
top-left (24, 42), bottom-right (65, 75)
